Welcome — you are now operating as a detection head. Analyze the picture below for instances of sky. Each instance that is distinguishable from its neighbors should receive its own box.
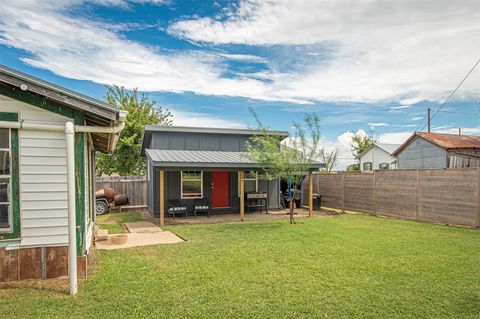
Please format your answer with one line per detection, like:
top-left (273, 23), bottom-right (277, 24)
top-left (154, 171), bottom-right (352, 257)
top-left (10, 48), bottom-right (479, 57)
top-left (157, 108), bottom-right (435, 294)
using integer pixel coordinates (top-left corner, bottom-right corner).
top-left (0, 0), bottom-right (479, 168)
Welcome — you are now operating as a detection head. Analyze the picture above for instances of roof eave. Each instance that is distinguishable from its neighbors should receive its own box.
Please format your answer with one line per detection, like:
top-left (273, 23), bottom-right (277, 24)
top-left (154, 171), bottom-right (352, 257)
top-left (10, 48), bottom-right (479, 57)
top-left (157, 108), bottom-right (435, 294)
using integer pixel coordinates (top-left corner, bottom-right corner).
top-left (0, 64), bottom-right (118, 121)
top-left (143, 125), bottom-right (289, 137)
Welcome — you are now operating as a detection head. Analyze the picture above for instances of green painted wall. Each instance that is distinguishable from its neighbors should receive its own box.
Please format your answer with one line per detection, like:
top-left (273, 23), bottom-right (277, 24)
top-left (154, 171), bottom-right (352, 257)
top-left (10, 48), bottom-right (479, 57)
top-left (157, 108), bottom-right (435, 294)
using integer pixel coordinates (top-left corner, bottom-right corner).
top-left (0, 112), bottom-right (20, 241)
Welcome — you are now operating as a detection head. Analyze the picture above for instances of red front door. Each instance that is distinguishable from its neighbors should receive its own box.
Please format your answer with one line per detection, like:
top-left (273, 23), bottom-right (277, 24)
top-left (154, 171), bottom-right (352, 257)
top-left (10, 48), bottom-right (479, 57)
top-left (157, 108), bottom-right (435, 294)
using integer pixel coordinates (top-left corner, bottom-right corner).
top-left (211, 172), bottom-right (230, 208)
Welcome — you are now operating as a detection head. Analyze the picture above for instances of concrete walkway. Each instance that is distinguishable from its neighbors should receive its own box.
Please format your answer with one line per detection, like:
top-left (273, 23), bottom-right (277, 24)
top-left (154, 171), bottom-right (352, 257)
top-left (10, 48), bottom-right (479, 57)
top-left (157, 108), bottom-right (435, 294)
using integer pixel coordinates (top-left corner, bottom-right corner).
top-left (95, 221), bottom-right (183, 250)
top-left (145, 208), bottom-right (313, 226)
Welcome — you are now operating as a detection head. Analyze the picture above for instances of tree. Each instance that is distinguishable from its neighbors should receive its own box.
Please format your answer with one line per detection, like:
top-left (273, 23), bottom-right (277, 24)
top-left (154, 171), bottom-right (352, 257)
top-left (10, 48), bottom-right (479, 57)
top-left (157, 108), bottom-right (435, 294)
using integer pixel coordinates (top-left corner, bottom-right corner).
top-left (318, 147), bottom-right (339, 173)
top-left (96, 85), bottom-right (173, 176)
top-left (245, 109), bottom-right (321, 224)
top-left (350, 131), bottom-right (376, 163)
top-left (346, 163), bottom-right (360, 171)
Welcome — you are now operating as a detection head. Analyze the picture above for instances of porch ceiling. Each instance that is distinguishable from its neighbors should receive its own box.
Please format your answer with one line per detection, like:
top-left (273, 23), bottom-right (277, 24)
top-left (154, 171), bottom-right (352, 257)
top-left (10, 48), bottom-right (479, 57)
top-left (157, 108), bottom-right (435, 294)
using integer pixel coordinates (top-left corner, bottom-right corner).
top-left (145, 149), bottom-right (325, 171)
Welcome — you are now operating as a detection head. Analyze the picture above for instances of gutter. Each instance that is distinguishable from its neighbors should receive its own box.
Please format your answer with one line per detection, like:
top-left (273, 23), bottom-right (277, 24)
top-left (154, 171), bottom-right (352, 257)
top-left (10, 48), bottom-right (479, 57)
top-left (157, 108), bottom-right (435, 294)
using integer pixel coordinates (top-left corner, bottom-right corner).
top-left (0, 112), bottom-right (127, 295)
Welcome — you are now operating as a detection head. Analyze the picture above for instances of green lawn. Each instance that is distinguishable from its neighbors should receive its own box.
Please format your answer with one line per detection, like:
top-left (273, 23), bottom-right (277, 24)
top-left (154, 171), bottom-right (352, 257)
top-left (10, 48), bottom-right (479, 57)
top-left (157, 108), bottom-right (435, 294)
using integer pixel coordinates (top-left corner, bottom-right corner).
top-left (1, 214), bottom-right (480, 318)
top-left (96, 212), bottom-right (143, 234)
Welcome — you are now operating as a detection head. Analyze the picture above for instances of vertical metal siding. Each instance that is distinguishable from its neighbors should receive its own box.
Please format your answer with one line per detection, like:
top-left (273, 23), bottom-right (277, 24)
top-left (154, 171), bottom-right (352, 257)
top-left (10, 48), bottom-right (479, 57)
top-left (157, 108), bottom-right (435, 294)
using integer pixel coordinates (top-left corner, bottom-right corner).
top-left (397, 137), bottom-right (447, 169)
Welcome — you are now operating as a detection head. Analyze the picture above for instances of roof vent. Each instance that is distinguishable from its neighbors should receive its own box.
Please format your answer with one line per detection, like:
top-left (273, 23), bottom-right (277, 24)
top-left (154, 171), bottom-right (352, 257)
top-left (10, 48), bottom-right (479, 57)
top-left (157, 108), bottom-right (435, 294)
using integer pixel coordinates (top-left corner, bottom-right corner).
top-left (20, 83), bottom-right (28, 91)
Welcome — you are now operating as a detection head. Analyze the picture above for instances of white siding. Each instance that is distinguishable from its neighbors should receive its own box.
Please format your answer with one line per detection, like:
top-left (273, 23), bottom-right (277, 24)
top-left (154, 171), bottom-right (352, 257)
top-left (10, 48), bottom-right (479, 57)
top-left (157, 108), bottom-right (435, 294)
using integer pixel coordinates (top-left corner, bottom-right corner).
top-left (360, 146), bottom-right (396, 172)
top-left (0, 96), bottom-right (70, 247)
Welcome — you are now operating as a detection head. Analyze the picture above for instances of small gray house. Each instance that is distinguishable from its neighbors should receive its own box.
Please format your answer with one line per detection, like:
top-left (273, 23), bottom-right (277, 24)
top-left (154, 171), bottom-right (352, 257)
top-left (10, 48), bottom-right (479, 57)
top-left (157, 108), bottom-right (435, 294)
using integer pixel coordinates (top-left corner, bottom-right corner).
top-left (393, 132), bottom-right (480, 169)
top-left (140, 125), bottom-right (324, 225)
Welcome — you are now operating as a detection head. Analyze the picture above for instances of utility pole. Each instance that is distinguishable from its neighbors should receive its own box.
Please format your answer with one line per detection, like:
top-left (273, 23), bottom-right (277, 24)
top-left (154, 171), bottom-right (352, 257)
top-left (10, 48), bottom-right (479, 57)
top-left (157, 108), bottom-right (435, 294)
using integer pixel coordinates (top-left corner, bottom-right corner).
top-left (427, 107), bottom-right (431, 133)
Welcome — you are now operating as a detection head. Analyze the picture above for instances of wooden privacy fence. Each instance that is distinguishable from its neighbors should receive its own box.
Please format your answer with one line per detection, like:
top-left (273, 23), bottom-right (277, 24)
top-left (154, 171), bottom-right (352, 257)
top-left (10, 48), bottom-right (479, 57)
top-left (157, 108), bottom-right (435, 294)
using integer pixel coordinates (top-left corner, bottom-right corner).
top-left (95, 175), bottom-right (147, 206)
top-left (302, 169), bottom-right (480, 227)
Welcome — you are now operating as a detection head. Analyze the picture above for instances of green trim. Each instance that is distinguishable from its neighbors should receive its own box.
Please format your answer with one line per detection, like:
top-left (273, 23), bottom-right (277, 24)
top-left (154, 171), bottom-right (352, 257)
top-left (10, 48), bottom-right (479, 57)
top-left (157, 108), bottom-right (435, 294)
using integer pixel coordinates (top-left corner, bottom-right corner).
top-left (0, 129), bottom-right (21, 240)
top-left (0, 240), bottom-right (20, 248)
top-left (74, 111), bottom-right (86, 256)
top-left (0, 112), bottom-right (18, 122)
top-left (0, 84), bottom-right (74, 119)
top-left (87, 143), bottom-right (92, 222)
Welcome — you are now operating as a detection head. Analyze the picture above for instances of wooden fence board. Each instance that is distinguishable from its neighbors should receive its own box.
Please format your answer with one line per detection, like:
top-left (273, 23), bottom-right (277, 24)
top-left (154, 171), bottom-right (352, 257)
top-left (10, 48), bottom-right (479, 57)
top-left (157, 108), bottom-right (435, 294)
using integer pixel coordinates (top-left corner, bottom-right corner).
top-left (375, 170), bottom-right (417, 218)
top-left (303, 168), bottom-right (480, 227)
top-left (343, 174), bottom-right (374, 213)
top-left (317, 174), bottom-right (343, 209)
top-left (96, 175), bottom-right (147, 206)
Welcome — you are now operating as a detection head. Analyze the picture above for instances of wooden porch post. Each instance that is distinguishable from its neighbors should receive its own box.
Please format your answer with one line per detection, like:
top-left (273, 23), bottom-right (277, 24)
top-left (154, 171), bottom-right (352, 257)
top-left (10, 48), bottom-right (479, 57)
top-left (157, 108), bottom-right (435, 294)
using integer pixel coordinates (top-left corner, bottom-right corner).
top-left (308, 173), bottom-right (313, 217)
top-left (239, 171), bottom-right (244, 221)
top-left (159, 170), bottom-right (165, 227)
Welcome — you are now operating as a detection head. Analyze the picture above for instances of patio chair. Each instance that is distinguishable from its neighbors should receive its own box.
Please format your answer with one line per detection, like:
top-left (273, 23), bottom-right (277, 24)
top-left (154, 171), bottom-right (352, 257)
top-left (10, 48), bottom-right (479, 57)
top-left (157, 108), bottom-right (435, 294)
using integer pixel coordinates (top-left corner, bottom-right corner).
top-left (167, 199), bottom-right (187, 219)
top-left (193, 198), bottom-right (210, 217)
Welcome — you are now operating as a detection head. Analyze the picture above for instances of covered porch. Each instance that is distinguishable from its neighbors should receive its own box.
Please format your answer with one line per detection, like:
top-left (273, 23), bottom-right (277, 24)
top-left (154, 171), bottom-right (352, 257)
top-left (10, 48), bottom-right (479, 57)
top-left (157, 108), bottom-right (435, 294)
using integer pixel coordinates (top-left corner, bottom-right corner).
top-left (145, 149), bottom-right (321, 226)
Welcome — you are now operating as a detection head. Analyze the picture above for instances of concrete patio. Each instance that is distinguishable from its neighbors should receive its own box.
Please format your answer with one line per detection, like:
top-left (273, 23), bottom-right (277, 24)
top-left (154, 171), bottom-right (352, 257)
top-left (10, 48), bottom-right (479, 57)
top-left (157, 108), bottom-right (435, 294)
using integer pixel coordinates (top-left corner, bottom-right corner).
top-left (143, 208), bottom-right (317, 226)
top-left (95, 221), bottom-right (184, 250)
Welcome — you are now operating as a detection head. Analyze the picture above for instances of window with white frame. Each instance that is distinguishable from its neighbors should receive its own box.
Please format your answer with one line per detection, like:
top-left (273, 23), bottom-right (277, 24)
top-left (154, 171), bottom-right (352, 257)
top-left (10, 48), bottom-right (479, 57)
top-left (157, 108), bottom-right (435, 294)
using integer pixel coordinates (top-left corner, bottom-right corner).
top-left (238, 170), bottom-right (258, 196)
top-left (181, 171), bottom-right (203, 198)
top-left (0, 128), bottom-right (11, 230)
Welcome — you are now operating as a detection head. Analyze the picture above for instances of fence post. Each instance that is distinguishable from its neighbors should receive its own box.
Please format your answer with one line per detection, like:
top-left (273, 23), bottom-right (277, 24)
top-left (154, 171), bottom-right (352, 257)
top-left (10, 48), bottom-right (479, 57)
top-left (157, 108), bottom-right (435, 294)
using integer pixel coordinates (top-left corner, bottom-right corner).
top-left (341, 173), bottom-right (345, 213)
top-left (373, 170), bottom-right (376, 215)
top-left (415, 169), bottom-right (419, 219)
top-left (477, 168), bottom-right (480, 227)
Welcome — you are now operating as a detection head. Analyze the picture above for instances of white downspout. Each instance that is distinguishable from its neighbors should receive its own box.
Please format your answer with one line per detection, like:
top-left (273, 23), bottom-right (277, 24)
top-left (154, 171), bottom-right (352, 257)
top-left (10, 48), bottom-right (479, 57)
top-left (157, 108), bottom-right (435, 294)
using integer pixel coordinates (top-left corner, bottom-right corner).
top-left (0, 112), bottom-right (126, 296)
top-left (65, 121), bottom-right (77, 295)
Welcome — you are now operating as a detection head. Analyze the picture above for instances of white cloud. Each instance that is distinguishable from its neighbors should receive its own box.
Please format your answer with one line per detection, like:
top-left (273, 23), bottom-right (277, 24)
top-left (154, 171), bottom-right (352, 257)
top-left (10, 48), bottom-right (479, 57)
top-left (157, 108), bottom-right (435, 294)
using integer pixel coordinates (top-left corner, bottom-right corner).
top-left (324, 129), bottom-right (410, 170)
top-left (169, 0), bottom-right (480, 103)
top-left (320, 130), bottom-right (358, 170)
top-left (390, 105), bottom-right (413, 110)
top-left (170, 109), bottom-right (246, 128)
top-left (91, 0), bottom-right (170, 8)
top-left (0, 0), bottom-right (308, 104)
top-left (368, 122), bottom-right (390, 127)
top-left (1, 0), bottom-right (479, 106)
top-left (218, 53), bottom-right (268, 63)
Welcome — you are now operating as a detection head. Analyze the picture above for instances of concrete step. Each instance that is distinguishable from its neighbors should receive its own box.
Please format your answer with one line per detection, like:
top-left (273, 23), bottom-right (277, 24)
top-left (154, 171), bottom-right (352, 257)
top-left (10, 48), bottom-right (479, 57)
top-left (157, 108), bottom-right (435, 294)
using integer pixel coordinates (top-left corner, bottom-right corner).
top-left (95, 229), bottom-right (109, 242)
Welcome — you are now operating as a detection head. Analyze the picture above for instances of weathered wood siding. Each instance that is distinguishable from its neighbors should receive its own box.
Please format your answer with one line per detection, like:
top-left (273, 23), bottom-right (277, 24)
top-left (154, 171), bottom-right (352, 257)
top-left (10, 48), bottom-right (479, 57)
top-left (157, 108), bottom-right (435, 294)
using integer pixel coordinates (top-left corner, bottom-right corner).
top-left (303, 169), bottom-right (480, 227)
top-left (0, 97), bottom-right (70, 246)
top-left (343, 174), bottom-right (374, 213)
top-left (418, 169), bottom-right (478, 225)
top-left (95, 175), bottom-right (147, 206)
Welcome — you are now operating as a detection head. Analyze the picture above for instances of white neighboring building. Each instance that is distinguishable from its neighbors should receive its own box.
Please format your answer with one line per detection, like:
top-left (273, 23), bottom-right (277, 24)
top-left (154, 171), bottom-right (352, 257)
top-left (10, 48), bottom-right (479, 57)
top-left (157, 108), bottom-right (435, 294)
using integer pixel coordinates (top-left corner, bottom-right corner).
top-left (359, 143), bottom-right (400, 172)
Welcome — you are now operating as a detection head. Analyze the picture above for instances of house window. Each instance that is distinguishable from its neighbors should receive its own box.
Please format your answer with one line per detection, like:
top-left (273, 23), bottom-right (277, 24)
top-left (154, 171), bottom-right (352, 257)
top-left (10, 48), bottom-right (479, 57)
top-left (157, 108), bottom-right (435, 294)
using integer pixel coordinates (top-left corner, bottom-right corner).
top-left (181, 171), bottom-right (203, 198)
top-left (363, 162), bottom-right (372, 171)
top-left (379, 163), bottom-right (390, 170)
top-left (238, 171), bottom-right (258, 196)
top-left (0, 128), bottom-right (11, 231)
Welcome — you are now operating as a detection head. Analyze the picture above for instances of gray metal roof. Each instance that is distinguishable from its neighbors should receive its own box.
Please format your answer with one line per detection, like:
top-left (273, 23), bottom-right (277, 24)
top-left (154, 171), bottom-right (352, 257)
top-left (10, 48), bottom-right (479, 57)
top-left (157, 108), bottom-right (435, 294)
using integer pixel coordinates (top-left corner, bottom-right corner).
top-left (144, 125), bottom-right (289, 137)
top-left (376, 143), bottom-right (401, 155)
top-left (359, 142), bottom-right (401, 157)
top-left (146, 149), bottom-right (325, 170)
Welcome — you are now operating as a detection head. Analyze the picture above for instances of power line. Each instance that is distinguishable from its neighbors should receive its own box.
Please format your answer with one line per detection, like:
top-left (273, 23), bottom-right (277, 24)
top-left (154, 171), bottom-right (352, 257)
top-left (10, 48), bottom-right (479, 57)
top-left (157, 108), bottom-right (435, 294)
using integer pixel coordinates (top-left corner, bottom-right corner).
top-left (415, 113), bottom-right (428, 132)
top-left (420, 58), bottom-right (480, 132)
top-left (434, 110), bottom-right (479, 116)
